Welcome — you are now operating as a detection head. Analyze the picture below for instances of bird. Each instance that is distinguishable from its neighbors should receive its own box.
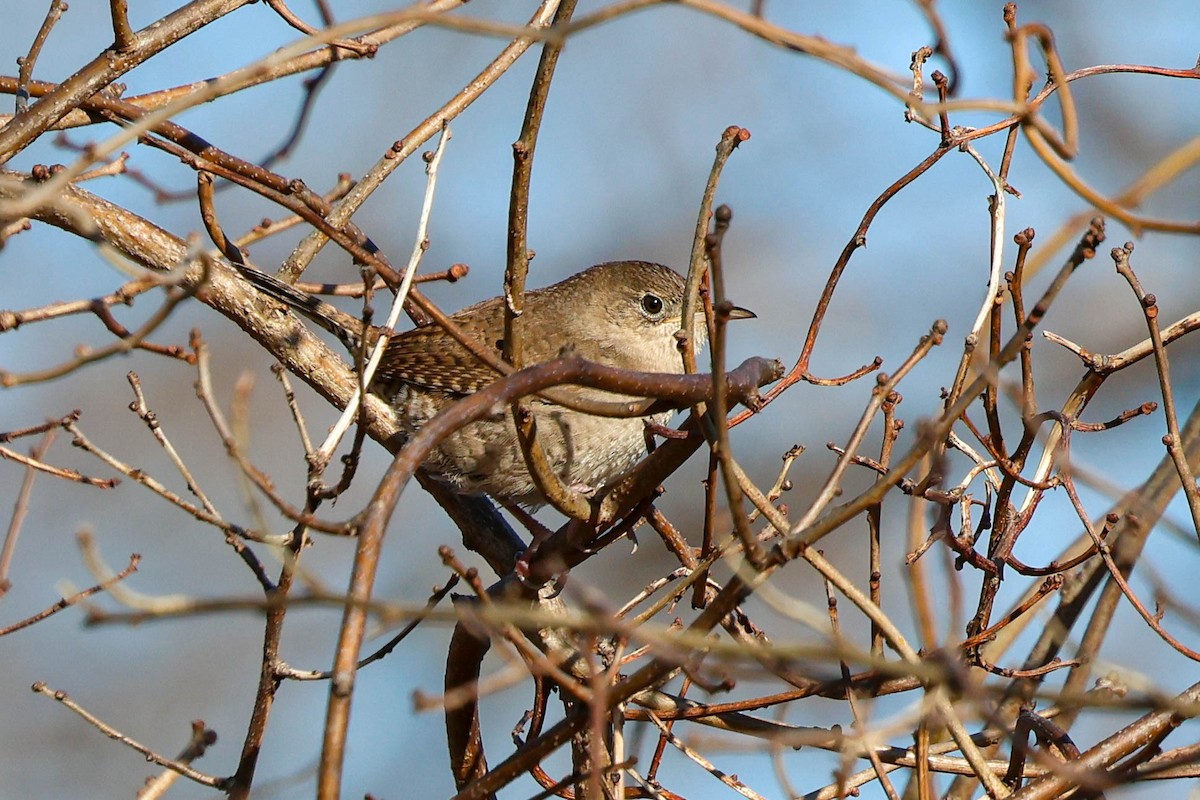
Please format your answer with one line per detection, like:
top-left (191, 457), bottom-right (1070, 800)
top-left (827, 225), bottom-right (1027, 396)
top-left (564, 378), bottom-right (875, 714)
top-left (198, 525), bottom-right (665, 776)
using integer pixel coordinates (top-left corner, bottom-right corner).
top-left (236, 260), bottom-right (752, 506)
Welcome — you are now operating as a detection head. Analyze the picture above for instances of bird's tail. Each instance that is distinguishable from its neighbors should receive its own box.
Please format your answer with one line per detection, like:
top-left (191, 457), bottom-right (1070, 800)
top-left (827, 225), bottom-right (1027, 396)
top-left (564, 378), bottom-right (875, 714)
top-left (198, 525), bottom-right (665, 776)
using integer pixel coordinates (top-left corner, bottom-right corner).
top-left (233, 263), bottom-right (365, 352)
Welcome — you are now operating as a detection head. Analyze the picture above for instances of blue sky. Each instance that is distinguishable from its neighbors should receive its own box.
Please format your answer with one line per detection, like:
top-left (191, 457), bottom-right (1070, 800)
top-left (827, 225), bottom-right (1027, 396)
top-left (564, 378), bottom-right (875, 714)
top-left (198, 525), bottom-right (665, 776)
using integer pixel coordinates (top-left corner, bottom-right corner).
top-left (2, 2), bottom-right (1199, 797)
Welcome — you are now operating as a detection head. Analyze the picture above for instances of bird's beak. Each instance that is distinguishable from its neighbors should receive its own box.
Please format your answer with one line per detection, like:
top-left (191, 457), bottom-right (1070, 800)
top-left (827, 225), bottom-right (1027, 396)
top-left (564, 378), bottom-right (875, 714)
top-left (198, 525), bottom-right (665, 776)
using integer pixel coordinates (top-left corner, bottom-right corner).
top-left (726, 305), bottom-right (756, 320)
top-left (694, 305), bottom-right (755, 321)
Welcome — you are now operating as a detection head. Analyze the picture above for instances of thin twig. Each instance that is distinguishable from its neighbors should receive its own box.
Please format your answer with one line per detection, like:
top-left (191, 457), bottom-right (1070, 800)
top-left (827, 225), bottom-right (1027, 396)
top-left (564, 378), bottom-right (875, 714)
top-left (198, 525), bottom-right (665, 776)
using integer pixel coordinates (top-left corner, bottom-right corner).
top-left (32, 681), bottom-right (226, 788)
top-left (1, 553), bottom-right (139, 636)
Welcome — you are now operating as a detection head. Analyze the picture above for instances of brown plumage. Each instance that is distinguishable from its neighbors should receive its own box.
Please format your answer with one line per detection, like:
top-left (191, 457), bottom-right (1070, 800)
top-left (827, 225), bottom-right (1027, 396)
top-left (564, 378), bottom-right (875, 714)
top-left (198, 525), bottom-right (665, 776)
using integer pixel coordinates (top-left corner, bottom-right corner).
top-left (237, 261), bottom-right (751, 505)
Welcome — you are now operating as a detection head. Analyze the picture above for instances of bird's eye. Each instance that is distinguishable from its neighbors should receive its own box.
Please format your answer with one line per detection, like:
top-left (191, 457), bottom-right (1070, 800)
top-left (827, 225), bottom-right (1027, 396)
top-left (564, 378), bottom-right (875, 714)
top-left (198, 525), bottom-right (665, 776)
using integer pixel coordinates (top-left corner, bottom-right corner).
top-left (640, 293), bottom-right (665, 317)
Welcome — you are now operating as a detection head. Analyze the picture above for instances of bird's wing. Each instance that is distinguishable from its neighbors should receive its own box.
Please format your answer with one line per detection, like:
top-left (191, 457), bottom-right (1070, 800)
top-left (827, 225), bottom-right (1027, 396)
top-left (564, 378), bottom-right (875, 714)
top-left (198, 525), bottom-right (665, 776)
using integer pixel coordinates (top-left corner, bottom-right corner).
top-left (373, 324), bottom-right (505, 395)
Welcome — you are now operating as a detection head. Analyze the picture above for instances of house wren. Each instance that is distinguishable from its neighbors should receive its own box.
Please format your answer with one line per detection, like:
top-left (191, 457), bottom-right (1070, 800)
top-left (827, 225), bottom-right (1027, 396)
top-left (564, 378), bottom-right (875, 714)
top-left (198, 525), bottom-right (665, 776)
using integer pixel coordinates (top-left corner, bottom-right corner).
top-left (238, 260), bottom-right (752, 506)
